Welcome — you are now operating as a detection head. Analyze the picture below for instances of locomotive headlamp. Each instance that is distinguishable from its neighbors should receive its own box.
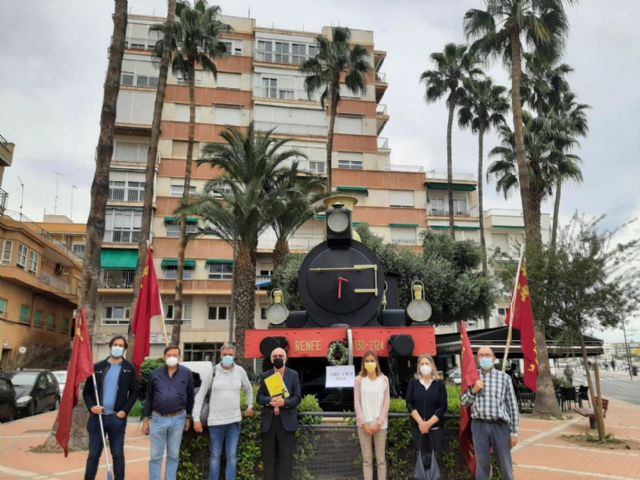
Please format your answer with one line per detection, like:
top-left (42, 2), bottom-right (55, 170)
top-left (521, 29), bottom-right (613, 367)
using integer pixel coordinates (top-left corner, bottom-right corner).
top-left (265, 288), bottom-right (289, 325)
top-left (406, 280), bottom-right (433, 323)
top-left (323, 195), bottom-right (358, 246)
top-left (327, 209), bottom-right (350, 233)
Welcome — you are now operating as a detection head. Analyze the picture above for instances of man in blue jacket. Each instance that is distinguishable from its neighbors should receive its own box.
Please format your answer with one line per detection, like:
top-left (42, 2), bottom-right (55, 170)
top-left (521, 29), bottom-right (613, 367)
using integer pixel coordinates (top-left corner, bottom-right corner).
top-left (82, 335), bottom-right (139, 480)
top-left (257, 347), bottom-right (302, 480)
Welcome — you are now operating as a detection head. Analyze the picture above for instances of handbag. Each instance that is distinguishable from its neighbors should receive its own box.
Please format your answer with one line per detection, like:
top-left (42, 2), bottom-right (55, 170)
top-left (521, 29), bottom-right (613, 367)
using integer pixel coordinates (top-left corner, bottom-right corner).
top-left (198, 364), bottom-right (216, 427)
top-left (413, 433), bottom-right (441, 480)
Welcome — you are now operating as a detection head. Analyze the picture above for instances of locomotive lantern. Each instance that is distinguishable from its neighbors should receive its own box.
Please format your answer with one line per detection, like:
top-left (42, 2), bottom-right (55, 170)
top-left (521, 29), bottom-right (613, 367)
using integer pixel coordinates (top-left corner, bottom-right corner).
top-left (245, 195), bottom-right (437, 407)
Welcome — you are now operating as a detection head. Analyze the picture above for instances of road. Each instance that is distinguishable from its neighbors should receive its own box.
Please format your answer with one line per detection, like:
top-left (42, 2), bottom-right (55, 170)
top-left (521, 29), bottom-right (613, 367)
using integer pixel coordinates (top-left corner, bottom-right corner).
top-left (573, 370), bottom-right (640, 405)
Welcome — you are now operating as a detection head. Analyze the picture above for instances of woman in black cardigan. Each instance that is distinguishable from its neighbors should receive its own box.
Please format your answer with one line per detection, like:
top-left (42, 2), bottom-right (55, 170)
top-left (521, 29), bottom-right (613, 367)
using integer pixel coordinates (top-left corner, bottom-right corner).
top-left (406, 354), bottom-right (448, 477)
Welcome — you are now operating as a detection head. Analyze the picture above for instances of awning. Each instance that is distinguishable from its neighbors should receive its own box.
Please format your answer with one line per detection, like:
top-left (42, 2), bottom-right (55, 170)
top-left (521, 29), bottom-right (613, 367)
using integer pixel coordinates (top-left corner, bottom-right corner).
top-left (161, 259), bottom-right (196, 269)
top-left (256, 279), bottom-right (272, 289)
top-left (430, 225), bottom-right (480, 231)
top-left (312, 214), bottom-right (326, 221)
top-left (164, 216), bottom-right (198, 225)
top-left (436, 326), bottom-right (604, 358)
top-left (336, 186), bottom-right (369, 196)
top-left (390, 223), bottom-right (418, 228)
top-left (101, 249), bottom-right (138, 270)
top-left (427, 183), bottom-right (476, 192)
top-left (205, 259), bottom-right (233, 265)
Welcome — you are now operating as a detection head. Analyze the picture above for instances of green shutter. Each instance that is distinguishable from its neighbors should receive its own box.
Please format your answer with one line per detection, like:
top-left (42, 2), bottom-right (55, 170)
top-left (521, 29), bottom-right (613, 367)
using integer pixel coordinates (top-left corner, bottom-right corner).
top-left (47, 314), bottom-right (55, 330)
top-left (0, 298), bottom-right (7, 316)
top-left (61, 318), bottom-right (69, 333)
top-left (491, 225), bottom-right (524, 230)
top-left (20, 306), bottom-right (31, 324)
top-left (205, 259), bottom-right (233, 265)
top-left (101, 249), bottom-right (138, 270)
top-left (389, 223), bottom-right (418, 228)
top-left (161, 259), bottom-right (196, 269)
top-left (336, 186), bottom-right (369, 196)
top-left (164, 216), bottom-right (198, 225)
top-left (429, 225), bottom-right (480, 231)
top-left (33, 309), bottom-right (42, 327)
top-left (426, 183), bottom-right (476, 191)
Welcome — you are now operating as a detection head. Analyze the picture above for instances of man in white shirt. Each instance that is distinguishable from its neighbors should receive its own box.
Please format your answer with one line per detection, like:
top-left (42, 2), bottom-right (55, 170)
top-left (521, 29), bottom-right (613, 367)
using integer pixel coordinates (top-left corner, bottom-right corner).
top-left (193, 344), bottom-right (254, 480)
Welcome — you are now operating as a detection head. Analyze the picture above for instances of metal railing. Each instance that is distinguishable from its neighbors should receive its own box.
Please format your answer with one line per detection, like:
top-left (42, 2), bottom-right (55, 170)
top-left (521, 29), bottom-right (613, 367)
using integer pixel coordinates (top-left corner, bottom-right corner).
top-left (253, 87), bottom-right (321, 103)
top-left (255, 49), bottom-right (312, 66)
top-left (124, 36), bottom-right (158, 51)
top-left (384, 164), bottom-right (424, 173)
top-left (103, 229), bottom-right (142, 244)
top-left (376, 103), bottom-right (388, 115)
top-left (253, 121), bottom-right (327, 137)
top-left (0, 188), bottom-right (7, 215)
top-left (391, 238), bottom-right (417, 245)
top-left (39, 272), bottom-right (71, 294)
top-left (101, 270), bottom-right (136, 289)
top-left (426, 170), bottom-right (475, 181)
top-left (428, 206), bottom-right (480, 217)
top-left (377, 137), bottom-right (389, 149)
top-left (375, 72), bottom-right (388, 83)
top-left (485, 208), bottom-right (524, 217)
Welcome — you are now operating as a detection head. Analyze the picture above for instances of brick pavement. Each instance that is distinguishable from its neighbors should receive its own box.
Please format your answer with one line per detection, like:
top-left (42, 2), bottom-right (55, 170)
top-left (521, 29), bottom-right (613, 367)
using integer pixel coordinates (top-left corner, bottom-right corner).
top-left (1, 399), bottom-right (639, 479)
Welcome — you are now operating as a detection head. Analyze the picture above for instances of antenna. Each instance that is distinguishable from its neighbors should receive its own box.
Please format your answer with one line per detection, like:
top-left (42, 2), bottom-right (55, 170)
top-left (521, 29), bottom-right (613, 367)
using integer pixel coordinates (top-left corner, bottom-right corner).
top-left (52, 170), bottom-right (63, 215)
top-left (17, 176), bottom-right (24, 221)
top-left (70, 185), bottom-right (77, 222)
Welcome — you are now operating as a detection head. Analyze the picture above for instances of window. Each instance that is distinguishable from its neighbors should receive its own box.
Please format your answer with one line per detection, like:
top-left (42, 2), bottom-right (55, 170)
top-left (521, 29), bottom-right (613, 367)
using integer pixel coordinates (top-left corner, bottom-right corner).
top-left (116, 90), bottom-right (155, 125)
top-left (309, 161), bottom-right (325, 174)
top-left (390, 226), bottom-right (417, 245)
top-left (214, 106), bottom-right (242, 126)
top-left (216, 73), bottom-right (241, 89)
top-left (389, 190), bottom-right (415, 208)
top-left (262, 78), bottom-right (277, 98)
top-left (254, 105), bottom-right (327, 136)
top-left (498, 308), bottom-right (507, 315)
top-left (1, 240), bottom-right (12, 264)
top-left (47, 313), bottom-right (56, 330)
top-left (257, 39), bottom-right (317, 65)
top-left (102, 305), bottom-right (130, 325)
top-left (291, 43), bottom-right (306, 64)
top-left (165, 223), bottom-right (199, 238)
top-left (183, 342), bottom-right (222, 362)
top-left (170, 184), bottom-right (197, 197)
top-left (207, 305), bottom-right (229, 321)
top-left (208, 263), bottom-right (233, 280)
top-left (113, 141), bottom-right (149, 163)
top-left (162, 266), bottom-right (193, 280)
top-left (121, 57), bottom-right (160, 88)
top-left (428, 198), bottom-right (446, 216)
top-left (27, 308), bottom-right (37, 326)
top-left (338, 159), bottom-right (363, 170)
top-left (104, 209), bottom-right (142, 243)
top-left (17, 244), bottom-right (28, 269)
top-left (260, 307), bottom-right (268, 320)
top-left (72, 244), bottom-right (86, 258)
top-left (164, 303), bottom-right (191, 325)
top-left (257, 40), bottom-right (273, 62)
top-left (28, 251), bottom-right (39, 274)
top-left (0, 298), bottom-right (7, 318)
top-left (61, 317), bottom-right (69, 333)
top-left (453, 199), bottom-right (468, 216)
top-left (335, 115), bottom-right (364, 135)
top-left (308, 44), bottom-right (319, 57)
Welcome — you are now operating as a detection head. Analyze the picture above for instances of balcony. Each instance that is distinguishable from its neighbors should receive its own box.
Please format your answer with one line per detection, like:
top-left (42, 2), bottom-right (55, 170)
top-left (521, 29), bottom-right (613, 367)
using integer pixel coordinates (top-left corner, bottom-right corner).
top-left (0, 134), bottom-right (14, 168)
top-left (428, 206), bottom-right (479, 218)
top-left (426, 170), bottom-right (475, 181)
top-left (375, 73), bottom-right (388, 103)
top-left (384, 164), bottom-right (424, 173)
top-left (253, 121), bottom-right (327, 138)
top-left (376, 104), bottom-right (389, 134)
top-left (0, 188), bottom-right (7, 216)
top-left (103, 229), bottom-right (142, 244)
top-left (253, 87), bottom-right (320, 103)
top-left (124, 36), bottom-right (157, 52)
top-left (101, 270), bottom-right (136, 289)
top-left (39, 272), bottom-right (71, 294)
top-left (377, 137), bottom-right (390, 150)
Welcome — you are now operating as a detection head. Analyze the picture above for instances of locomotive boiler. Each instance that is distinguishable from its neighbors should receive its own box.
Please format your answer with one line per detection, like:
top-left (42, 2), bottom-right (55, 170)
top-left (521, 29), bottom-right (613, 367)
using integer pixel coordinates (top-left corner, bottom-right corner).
top-left (245, 196), bottom-right (437, 409)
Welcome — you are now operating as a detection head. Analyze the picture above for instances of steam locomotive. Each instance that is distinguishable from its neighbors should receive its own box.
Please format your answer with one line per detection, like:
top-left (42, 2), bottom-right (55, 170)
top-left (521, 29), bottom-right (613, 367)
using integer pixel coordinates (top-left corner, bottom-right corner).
top-left (245, 196), bottom-right (437, 408)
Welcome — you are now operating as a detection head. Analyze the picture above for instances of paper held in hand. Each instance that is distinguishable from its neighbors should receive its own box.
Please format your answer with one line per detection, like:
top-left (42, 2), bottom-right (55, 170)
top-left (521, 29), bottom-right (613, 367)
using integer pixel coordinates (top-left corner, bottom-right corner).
top-left (264, 372), bottom-right (290, 398)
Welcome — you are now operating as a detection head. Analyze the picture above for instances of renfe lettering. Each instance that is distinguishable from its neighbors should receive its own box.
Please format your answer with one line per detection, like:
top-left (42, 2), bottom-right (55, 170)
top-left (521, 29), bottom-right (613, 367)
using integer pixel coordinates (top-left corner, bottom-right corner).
top-left (295, 340), bottom-right (321, 352)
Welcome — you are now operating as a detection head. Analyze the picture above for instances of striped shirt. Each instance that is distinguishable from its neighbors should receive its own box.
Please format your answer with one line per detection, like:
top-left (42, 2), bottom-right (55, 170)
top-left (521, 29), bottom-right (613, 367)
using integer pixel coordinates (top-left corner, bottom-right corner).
top-left (461, 368), bottom-right (520, 436)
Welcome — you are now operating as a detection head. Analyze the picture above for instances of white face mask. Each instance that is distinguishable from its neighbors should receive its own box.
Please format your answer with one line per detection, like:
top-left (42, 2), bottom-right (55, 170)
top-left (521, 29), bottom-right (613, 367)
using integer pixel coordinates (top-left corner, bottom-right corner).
top-left (165, 357), bottom-right (179, 368)
top-left (420, 365), bottom-right (433, 376)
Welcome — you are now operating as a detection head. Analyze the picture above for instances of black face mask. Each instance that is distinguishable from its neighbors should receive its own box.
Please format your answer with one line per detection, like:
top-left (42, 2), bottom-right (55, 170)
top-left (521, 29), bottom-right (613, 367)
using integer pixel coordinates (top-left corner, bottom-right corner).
top-left (272, 358), bottom-right (285, 369)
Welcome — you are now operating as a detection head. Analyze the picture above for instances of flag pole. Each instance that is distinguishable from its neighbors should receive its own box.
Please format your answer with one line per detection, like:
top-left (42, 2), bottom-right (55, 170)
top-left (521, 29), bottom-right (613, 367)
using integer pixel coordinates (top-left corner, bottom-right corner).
top-left (502, 245), bottom-right (525, 372)
top-left (160, 299), bottom-right (169, 346)
top-left (91, 374), bottom-right (114, 480)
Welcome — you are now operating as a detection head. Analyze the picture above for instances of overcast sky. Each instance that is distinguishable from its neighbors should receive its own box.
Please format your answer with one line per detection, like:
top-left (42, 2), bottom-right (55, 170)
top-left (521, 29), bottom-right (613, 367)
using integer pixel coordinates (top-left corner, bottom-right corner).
top-left (1, 1), bottom-right (638, 342)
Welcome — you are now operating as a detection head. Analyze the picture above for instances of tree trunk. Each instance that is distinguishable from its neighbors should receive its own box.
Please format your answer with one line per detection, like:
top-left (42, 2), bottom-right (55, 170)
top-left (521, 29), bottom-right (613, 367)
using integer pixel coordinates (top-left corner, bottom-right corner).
top-left (580, 334), bottom-right (605, 438)
top-left (42, 0), bottom-right (128, 452)
top-left (273, 237), bottom-right (290, 273)
top-left (446, 96), bottom-right (456, 239)
top-left (550, 179), bottom-right (562, 251)
top-left (171, 61), bottom-right (196, 346)
top-left (592, 357), bottom-right (606, 439)
top-left (478, 126), bottom-right (487, 275)
top-left (233, 246), bottom-right (257, 371)
top-left (130, 0), bottom-right (176, 349)
top-left (325, 81), bottom-right (339, 193)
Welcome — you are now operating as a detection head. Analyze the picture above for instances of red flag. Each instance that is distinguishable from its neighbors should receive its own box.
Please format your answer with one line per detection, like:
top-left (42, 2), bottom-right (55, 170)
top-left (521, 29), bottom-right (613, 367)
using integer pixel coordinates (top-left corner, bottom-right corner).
top-left (510, 259), bottom-right (539, 391)
top-left (459, 321), bottom-right (479, 477)
top-left (132, 247), bottom-right (162, 376)
top-left (56, 308), bottom-right (94, 456)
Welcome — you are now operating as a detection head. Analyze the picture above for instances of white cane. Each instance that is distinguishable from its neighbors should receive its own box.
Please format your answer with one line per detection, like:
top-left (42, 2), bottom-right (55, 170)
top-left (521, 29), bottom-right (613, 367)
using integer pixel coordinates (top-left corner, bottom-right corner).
top-left (92, 373), bottom-right (114, 480)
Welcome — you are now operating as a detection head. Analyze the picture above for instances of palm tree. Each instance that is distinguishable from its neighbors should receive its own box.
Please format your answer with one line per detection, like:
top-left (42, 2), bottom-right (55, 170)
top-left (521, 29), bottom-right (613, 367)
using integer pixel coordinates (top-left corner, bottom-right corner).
top-left (521, 52), bottom-right (572, 117)
top-left (458, 77), bottom-right (509, 274)
top-left (464, 0), bottom-right (575, 246)
top-left (301, 27), bottom-right (371, 192)
top-left (151, 0), bottom-right (231, 345)
top-left (186, 123), bottom-right (304, 364)
top-left (420, 43), bottom-right (482, 238)
top-left (130, 0), bottom-right (177, 350)
top-left (267, 165), bottom-right (326, 271)
top-left (465, 0), bottom-right (576, 416)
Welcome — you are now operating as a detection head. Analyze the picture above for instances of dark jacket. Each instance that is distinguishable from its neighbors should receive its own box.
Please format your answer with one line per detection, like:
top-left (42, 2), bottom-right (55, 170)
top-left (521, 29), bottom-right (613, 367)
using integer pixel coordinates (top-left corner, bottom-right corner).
top-left (143, 364), bottom-right (194, 418)
top-left (257, 368), bottom-right (302, 433)
top-left (406, 378), bottom-right (447, 428)
top-left (83, 358), bottom-right (139, 415)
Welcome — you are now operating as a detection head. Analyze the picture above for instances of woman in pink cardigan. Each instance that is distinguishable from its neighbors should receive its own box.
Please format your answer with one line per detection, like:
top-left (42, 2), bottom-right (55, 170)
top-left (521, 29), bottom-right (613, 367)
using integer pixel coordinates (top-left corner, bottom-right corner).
top-left (354, 351), bottom-right (390, 480)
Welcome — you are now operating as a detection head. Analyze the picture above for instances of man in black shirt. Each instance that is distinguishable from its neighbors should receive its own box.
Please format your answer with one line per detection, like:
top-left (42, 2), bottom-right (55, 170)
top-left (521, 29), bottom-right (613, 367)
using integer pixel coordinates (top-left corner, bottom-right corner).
top-left (143, 345), bottom-right (194, 480)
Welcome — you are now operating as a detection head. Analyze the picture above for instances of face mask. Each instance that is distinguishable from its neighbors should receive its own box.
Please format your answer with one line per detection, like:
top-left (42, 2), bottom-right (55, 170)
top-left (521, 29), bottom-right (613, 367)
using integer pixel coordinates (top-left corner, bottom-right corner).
top-left (479, 358), bottom-right (494, 370)
top-left (165, 357), bottom-right (179, 368)
top-left (420, 365), bottom-right (432, 376)
top-left (272, 358), bottom-right (285, 369)
top-left (364, 362), bottom-right (377, 373)
top-left (222, 355), bottom-right (234, 367)
top-left (110, 346), bottom-right (124, 358)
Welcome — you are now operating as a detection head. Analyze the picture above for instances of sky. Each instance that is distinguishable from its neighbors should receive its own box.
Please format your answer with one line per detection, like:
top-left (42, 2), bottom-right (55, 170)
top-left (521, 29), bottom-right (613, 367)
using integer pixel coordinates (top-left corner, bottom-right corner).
top-left (0, 1), bottom-right (638, 342)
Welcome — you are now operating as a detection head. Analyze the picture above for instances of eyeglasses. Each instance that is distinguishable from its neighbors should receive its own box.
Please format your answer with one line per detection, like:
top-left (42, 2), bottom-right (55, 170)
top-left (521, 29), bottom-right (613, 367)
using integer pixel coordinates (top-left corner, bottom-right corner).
top-left (272, 355), bottom-right (285, 359)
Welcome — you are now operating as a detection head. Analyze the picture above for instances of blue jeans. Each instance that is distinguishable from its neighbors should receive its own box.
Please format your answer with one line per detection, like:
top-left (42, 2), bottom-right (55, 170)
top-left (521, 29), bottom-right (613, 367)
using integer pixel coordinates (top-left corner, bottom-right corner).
top-left (149, 412), bottom-right (186, 480)
top-left (471, 420), bottom-right (513, 480)
top-left (208, 422), bottom-right (241, 480)
top-left (85, 414), bottom-right (127, 480)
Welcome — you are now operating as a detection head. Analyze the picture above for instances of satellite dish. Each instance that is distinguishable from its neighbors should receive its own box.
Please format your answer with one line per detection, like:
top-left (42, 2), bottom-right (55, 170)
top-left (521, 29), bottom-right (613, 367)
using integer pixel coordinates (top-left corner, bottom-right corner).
top-left (18, 346), bottom-right (27, 355)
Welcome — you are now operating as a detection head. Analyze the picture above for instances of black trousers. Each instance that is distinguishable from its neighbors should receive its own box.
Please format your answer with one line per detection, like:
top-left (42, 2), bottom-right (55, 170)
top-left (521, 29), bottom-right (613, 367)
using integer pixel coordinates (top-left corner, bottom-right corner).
top-left (412, 425), bottom-right (446, 480)
top-left (262, 415), bottom-right (296, 480)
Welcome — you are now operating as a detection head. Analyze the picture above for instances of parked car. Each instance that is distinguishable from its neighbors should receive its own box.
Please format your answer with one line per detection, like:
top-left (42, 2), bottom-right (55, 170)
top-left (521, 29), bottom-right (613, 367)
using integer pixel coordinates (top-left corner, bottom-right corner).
top-left (0, 374), bottom-right (17, 422)
top-left (52, 370), bottom-right (67, 399)
top-left (6, 370), bottom-right (60, 417)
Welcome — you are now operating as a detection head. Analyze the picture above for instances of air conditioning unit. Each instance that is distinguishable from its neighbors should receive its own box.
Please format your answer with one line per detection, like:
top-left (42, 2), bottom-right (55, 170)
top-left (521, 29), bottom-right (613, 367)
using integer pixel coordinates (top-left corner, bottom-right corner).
top-left (55, 263), bottom-right (64, 275)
